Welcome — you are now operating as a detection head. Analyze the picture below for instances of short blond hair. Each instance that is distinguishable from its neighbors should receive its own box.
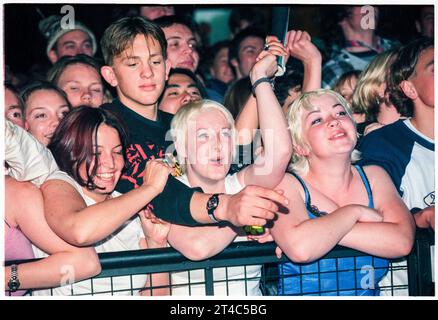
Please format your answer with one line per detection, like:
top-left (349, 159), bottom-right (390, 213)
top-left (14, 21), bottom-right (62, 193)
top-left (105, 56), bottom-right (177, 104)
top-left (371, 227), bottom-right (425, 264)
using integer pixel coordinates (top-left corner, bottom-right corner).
top-left (170, 99), bottom-right (236, 173)
top-left (287, 89), bottom-right (360, 176)
top-left (352, 50), bottom-right (397, 121)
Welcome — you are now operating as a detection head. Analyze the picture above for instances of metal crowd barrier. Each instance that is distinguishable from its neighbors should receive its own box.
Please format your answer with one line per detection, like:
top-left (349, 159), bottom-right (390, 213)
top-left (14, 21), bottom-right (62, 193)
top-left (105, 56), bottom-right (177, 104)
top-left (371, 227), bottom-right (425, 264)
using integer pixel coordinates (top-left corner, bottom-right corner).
top-left (6, 229), bottom-right (434, 297)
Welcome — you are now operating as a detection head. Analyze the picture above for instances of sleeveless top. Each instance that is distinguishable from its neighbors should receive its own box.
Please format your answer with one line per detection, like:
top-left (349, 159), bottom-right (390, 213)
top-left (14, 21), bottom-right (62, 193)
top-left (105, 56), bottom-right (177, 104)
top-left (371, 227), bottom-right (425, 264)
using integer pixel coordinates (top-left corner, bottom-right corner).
top-left (5, 220), bottom-right (35, 296)
top-left (278, 165), bottom-right (389, 296)
top-left (32, 171), bottom-right (146, 296)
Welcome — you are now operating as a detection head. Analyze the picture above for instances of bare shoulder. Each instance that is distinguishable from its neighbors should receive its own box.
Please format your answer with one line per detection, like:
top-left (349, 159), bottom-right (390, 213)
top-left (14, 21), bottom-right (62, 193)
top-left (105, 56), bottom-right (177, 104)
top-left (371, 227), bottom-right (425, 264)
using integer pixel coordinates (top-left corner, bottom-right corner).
top-left (276, 172), bottom-right (306, 205)
top-left (41, 178), bottom-right (78, 194)
top-left (362, 165), bottom-right (400, 202)
top-left (362, 165), bottom-right (392, 183)
top-left (41, 178), bottom-right (86, 211)
top-left (271, 172), bottom-right (309, 232)
top-left (278, 172), bottom-right (304, 189)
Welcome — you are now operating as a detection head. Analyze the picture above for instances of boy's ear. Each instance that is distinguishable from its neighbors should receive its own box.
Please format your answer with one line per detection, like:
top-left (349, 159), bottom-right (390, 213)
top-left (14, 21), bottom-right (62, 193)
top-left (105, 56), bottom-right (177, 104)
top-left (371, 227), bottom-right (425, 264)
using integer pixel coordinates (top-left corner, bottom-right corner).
top-left (101, 66), bottom-right (118, 88)
top-left (48, 50), bottom-right (58, 64)
top-left (165, 58), bottom-right (171, 81)
top-left (400, 80), bottom-right (418, 100)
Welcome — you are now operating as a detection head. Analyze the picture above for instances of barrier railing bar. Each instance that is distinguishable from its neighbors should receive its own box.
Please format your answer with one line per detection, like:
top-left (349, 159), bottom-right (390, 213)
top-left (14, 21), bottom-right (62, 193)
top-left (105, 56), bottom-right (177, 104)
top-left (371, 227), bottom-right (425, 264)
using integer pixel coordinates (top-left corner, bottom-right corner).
top-left (5, 230), bottom-right (433, 296)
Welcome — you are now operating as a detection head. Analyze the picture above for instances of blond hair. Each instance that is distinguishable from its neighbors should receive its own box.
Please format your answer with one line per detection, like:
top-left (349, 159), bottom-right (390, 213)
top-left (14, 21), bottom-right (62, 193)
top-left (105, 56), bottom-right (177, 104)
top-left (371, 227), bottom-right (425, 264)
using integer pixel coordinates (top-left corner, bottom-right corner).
top-left (352, 50), bottom-right (397, 121)
top-left (170, 99), bottom-right (237, 173)
top-left (287, 89), bottom-right (361, 176)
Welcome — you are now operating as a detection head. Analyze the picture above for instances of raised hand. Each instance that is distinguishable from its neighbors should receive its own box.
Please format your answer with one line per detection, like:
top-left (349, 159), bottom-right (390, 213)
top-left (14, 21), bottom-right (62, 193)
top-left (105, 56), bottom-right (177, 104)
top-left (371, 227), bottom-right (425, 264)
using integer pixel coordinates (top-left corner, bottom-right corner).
top-left (249, 36), bottom-right (288, 82)
top-left (285, 30), bottom-right (322, 91)
top-left (286, 30), bottom-right (322, 64)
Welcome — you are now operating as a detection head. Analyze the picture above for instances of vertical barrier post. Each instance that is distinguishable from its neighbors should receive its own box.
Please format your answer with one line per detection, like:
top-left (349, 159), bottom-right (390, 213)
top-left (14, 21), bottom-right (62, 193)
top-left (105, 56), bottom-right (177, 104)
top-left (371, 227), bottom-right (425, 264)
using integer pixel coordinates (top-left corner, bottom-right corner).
top-left (204, 267), bottom-right (215, 295)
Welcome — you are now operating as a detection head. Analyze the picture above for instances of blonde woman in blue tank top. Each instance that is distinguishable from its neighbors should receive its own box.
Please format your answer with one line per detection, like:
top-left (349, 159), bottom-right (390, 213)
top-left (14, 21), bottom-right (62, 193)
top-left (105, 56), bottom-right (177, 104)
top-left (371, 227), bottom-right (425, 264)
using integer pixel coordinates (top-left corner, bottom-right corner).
top-left (270, 89), bottom-right (416, 296)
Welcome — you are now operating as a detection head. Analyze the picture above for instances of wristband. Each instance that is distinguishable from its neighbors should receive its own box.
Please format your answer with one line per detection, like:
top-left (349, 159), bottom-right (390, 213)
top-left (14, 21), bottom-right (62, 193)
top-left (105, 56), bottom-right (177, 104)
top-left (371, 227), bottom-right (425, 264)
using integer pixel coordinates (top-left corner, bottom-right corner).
top-left (251, 77), bottom-right (273, 96)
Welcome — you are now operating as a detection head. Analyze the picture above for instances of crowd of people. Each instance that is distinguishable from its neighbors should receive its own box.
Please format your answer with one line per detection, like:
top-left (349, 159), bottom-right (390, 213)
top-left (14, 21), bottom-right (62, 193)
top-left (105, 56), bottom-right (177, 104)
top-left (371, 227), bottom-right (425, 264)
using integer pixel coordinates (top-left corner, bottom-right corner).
top-left (4, 4), bottom-right (434, 297)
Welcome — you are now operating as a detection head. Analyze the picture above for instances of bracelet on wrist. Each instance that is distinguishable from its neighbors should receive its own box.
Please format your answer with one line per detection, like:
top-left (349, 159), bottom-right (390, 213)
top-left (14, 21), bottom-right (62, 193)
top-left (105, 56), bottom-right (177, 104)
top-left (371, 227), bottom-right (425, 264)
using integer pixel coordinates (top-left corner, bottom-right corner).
top-left (251, 77), bottom-right (274, 96)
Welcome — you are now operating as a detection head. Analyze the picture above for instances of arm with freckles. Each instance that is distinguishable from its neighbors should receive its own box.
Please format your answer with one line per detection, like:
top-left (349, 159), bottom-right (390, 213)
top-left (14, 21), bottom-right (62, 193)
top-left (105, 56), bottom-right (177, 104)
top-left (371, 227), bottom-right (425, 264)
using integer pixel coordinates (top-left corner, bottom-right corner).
top-left (270, 174), bottom-right (382, 263)
top-left (337, 166), bottom-right (416, 258)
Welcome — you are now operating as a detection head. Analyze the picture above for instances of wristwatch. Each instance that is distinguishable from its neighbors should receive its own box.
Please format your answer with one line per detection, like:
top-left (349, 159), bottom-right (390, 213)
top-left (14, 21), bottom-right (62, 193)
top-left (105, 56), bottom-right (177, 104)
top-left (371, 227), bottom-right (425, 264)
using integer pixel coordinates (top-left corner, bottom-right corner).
top-left (8, 264), bottom-right (20, 292)
top-left (206, 194), bottom-right (221, 223)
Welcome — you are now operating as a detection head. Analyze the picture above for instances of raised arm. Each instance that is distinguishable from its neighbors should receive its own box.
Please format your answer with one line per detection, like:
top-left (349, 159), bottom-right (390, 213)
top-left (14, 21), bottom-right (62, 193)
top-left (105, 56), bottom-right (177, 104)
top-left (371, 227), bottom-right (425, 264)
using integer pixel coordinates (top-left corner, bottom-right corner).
top-left (234, 30), bottom-right (322, 146)
top-left (235, 95), bottom-right (258, 145)
top-left (4, 177), bottom-right (100, 291)
top-left (42, 160), bottom-right (173, 247)
top-left (238, 39), bottom-right (292, 188)
top-left (286, 30), bottom-right (322, 92)
top-left (234, 36), bottom-right (287, 146)
top-left (271, 174), bottom-right (382, 263)
top-left (338, 166), bottom-right (416, 258)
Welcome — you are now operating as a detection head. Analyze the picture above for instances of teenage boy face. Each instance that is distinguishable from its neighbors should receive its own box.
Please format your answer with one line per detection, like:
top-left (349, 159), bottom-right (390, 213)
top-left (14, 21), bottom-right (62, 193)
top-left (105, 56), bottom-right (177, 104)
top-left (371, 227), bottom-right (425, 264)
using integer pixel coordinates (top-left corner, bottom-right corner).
top-left (102, 35), bottom-right (171, 110)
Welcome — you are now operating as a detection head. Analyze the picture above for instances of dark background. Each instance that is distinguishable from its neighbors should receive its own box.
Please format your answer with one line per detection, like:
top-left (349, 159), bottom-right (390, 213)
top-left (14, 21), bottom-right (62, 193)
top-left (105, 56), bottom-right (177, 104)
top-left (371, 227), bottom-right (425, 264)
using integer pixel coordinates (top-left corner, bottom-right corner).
top-left (4, 3), bottom-right (422, 74)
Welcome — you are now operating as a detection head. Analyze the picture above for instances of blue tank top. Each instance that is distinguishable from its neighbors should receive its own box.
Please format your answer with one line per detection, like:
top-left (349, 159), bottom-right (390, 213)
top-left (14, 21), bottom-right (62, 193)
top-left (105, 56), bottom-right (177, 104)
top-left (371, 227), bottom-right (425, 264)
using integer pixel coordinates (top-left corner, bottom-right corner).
top-left (278, 165), bottom-right (389, 296)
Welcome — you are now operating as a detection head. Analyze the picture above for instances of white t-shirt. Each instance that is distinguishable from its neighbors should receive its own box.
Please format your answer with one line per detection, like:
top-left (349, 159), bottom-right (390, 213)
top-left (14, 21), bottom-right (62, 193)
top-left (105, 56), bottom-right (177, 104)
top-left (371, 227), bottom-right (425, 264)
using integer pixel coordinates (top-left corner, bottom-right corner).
top-left (32, 171), bottom-right (146, 296)
top-left (170, 173), bottom-right (262, 296)
top-left (359, 119), bottom-right (435, 295)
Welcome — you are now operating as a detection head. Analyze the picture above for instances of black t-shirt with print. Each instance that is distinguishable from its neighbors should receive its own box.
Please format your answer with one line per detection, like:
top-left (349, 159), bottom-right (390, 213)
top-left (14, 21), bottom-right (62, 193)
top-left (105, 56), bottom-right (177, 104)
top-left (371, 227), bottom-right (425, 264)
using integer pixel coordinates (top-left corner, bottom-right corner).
top-left (102, 99), bottom-right (200, 225)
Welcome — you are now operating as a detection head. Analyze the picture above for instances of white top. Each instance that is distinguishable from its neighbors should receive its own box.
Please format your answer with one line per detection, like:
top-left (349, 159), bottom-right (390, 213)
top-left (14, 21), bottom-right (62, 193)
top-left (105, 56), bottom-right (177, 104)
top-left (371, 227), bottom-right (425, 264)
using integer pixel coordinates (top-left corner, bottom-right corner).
top-left (32, 171), bottom-right (146, 296)
top-left (5, 120), bottom-right (59, 186)
top-left (170, 173), bottom-right (262, 296)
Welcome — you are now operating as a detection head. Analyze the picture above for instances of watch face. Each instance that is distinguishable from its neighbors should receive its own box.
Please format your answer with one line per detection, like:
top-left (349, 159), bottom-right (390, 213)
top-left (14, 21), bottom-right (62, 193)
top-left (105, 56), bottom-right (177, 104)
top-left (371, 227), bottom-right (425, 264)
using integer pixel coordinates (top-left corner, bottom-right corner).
top-left (207, 195), bottom-right (219, 210)
top-left (8, 279), bottom-right (20, 291)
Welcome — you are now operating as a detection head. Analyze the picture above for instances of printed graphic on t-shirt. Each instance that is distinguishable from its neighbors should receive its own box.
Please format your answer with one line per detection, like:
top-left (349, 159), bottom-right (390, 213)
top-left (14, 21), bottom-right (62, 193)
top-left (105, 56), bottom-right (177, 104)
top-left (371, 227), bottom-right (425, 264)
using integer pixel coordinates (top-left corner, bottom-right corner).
top-left (121, 142), bottom-right (166, 190)
top-left (424, 192), bottom-right (435, 207)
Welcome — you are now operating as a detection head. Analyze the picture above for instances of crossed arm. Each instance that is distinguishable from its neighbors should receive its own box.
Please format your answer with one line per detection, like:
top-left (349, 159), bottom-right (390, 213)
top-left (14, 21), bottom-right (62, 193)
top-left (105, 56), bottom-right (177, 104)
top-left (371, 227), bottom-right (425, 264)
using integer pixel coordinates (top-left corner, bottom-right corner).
top-left (271, 167), bottom-right (415, 264)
